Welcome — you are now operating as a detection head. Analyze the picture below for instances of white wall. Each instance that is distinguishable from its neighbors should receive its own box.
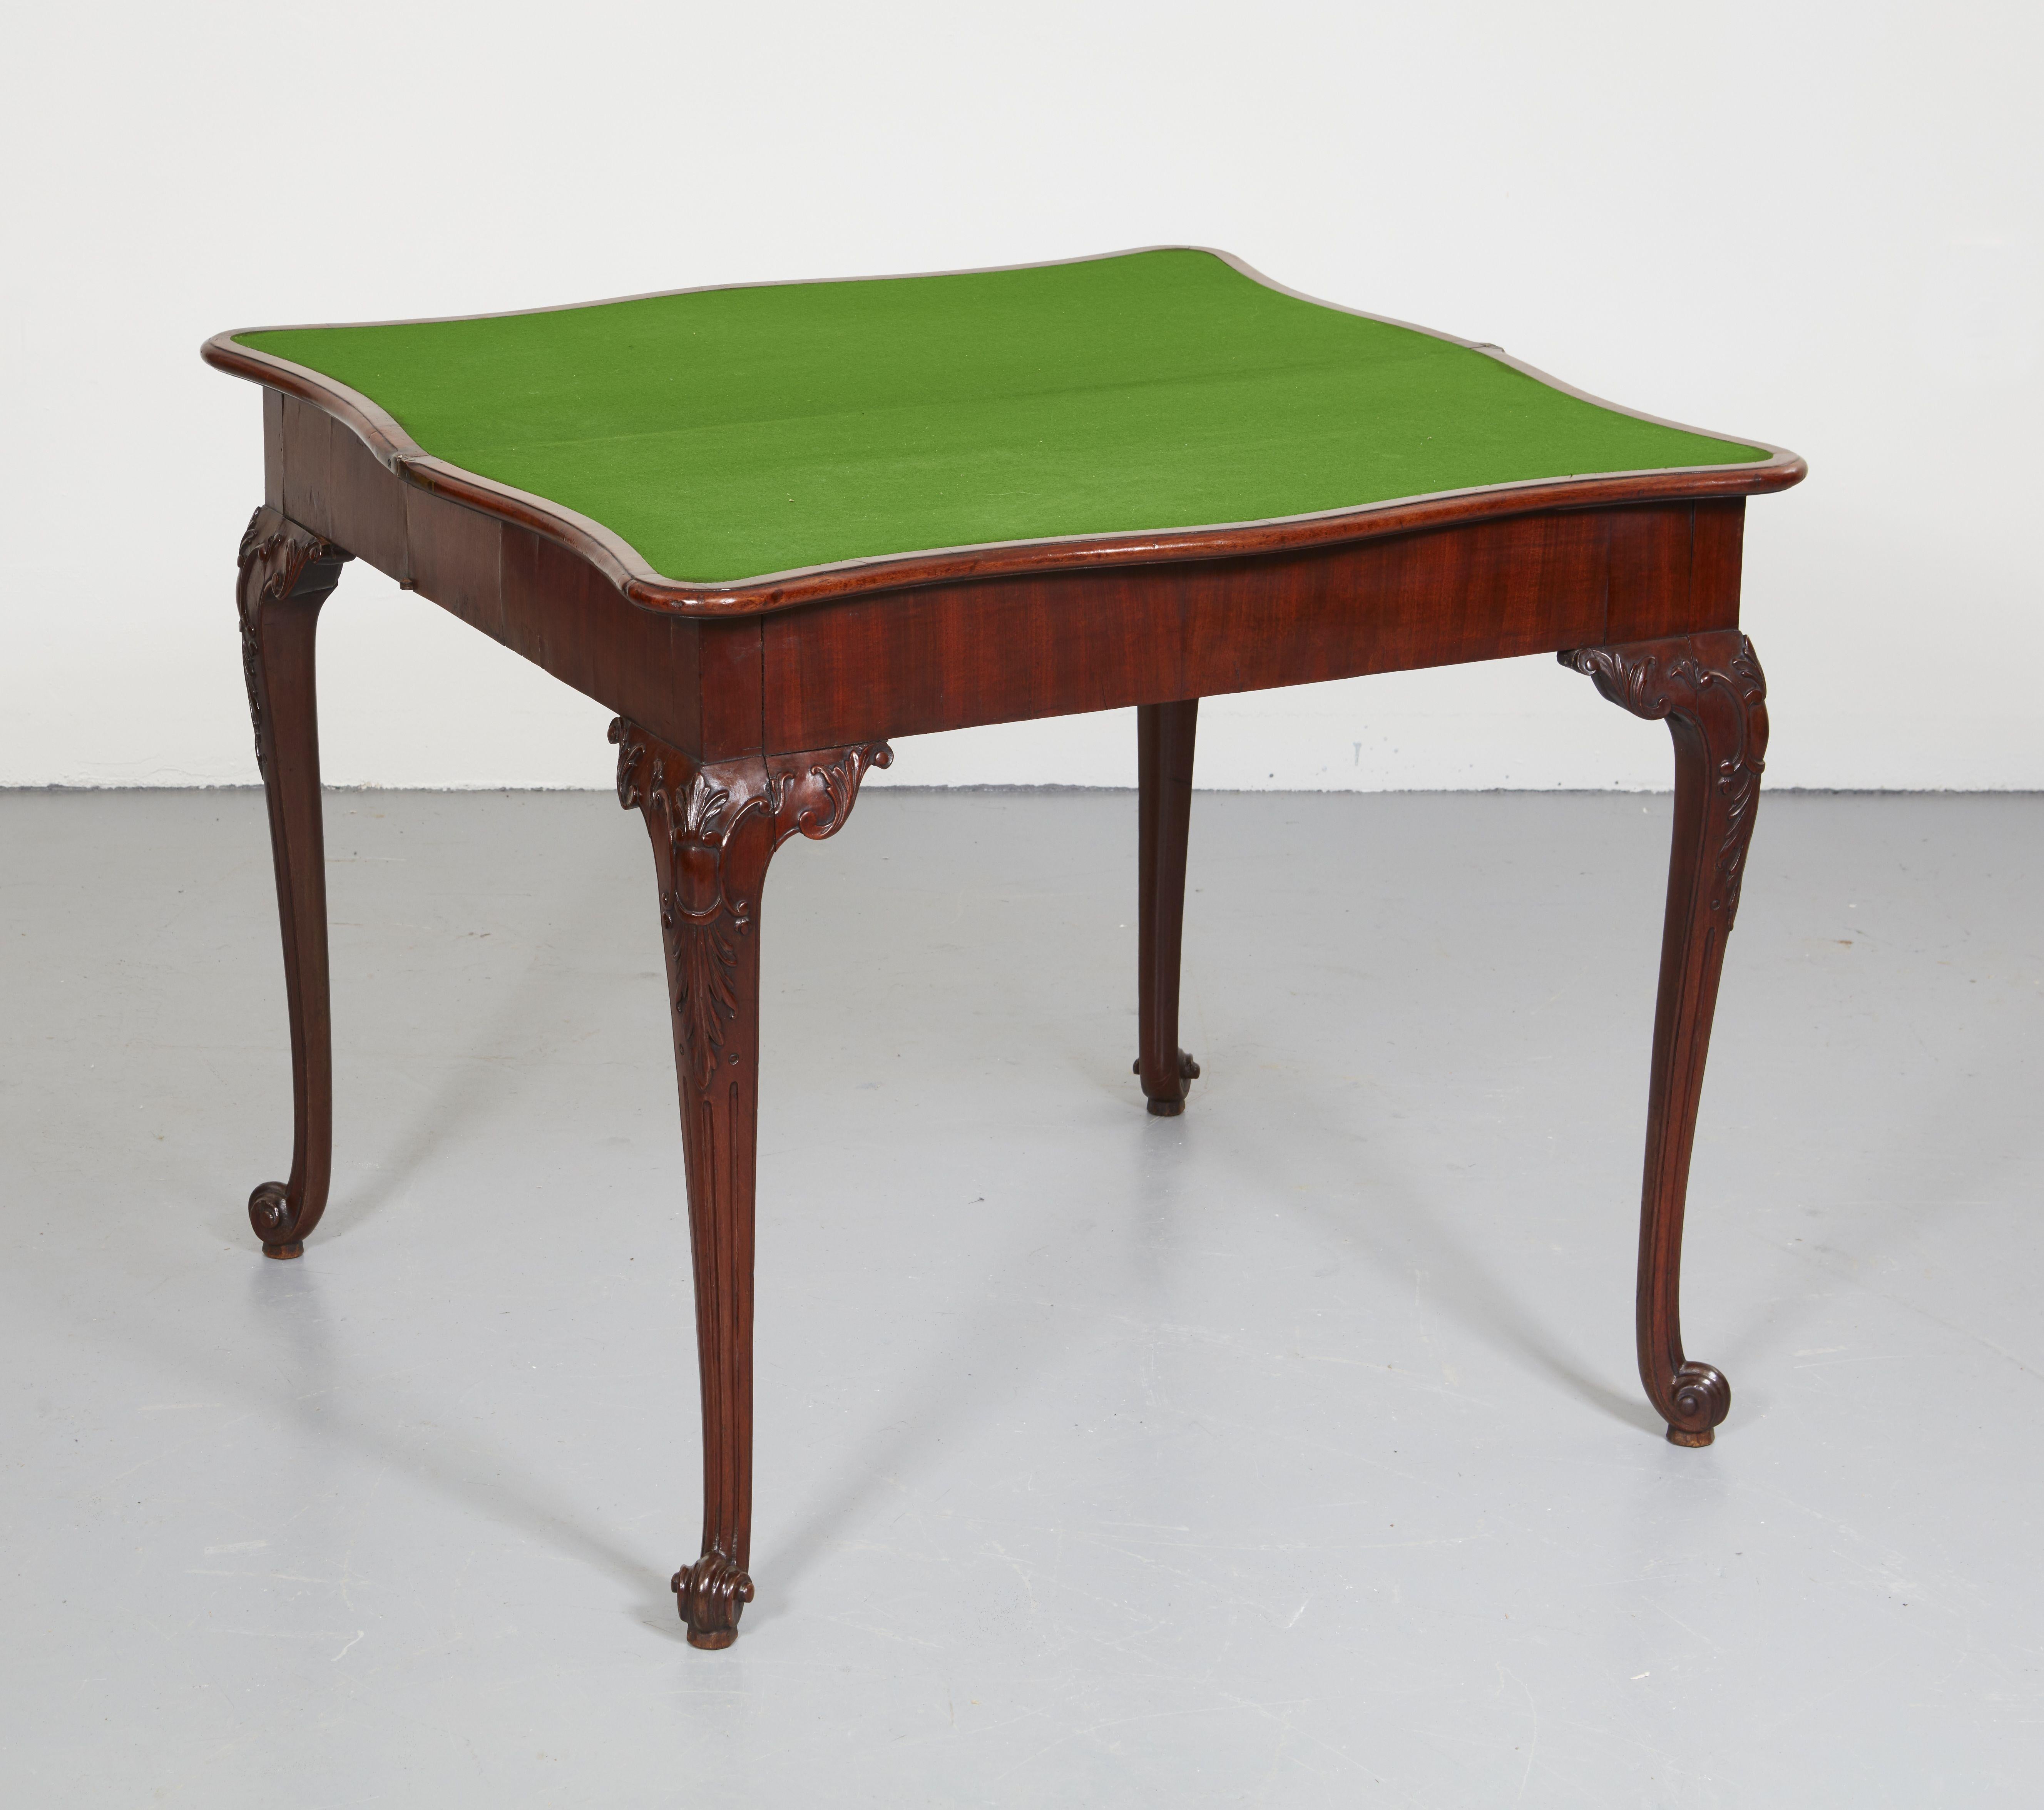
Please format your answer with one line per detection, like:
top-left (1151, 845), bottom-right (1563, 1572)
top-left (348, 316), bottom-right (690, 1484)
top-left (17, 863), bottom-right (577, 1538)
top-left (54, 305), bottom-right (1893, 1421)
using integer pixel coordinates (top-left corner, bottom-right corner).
top-left (3, 1), bottom-right (2038, 792)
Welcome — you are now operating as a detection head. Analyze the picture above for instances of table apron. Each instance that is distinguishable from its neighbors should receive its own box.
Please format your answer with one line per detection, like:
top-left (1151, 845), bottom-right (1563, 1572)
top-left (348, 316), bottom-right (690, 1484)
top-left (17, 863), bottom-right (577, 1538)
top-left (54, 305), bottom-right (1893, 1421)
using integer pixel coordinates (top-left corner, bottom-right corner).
top-left (760, 499), bottom-right (1743, 750)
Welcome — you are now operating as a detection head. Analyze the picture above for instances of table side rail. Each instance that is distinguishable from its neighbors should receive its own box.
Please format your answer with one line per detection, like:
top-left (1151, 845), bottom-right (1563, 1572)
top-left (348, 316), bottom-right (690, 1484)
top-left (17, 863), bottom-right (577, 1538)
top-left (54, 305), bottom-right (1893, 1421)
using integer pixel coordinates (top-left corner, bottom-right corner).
top-left (761, 500), bottom-right (1743, 751)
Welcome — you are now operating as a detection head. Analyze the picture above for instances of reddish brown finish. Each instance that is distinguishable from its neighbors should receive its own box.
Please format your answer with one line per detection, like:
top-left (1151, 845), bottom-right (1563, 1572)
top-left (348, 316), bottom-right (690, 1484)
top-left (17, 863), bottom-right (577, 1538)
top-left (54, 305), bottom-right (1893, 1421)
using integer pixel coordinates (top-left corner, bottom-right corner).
top-left (1561, 631), bottom-right (1769, 1445)
top-left (1136, 702), bottom-right (1201, 1116)
top-left (1682, 502), bottom-right (1746, 641)
top-left (760, 504), bottom-right (1724, 748)
top-left (610, 718), bottom-right (891, 1646)
top-left (212, 276), bottom-right (1805, 1643)
top-left (235, 507), bottom-right (350, 1258)
top-left (222, 490), bottom-right (1792, 1625)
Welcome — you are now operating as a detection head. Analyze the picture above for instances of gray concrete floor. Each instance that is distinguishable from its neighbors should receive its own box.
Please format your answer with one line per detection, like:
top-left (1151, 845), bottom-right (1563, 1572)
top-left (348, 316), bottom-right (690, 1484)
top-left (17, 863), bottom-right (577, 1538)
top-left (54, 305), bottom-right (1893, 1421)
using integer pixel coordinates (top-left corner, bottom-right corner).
top-left (2, 786), bottom-right (2040, 1808)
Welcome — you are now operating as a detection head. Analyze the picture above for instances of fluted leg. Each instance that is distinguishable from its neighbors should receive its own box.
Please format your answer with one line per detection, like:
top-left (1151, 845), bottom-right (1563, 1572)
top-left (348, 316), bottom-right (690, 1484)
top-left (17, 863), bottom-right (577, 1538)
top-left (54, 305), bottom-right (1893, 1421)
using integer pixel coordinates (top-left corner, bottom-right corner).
top-left (1561, 632), bottom-right (1768, 1445)
top-left (1135, 699), bottom-right (1201, 1115)
top-left (612, 718), bottom-right (892, 1647)
top-left (238, 507), bottom-right (351, 1259)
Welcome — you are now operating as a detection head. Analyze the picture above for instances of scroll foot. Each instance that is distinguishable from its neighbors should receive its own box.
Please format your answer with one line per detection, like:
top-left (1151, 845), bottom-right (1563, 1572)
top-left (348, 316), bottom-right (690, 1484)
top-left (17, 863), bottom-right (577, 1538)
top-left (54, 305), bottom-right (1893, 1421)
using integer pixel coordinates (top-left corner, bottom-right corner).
top-left (1134, 1049), bottom-right (1201, 1116)
top-left (673, 1551), bottom-right (755, 1649)
top-left (1663, 1362), bottom-right (1731, 1447)
top-left (248, 1181), bottom-right (306, 1260)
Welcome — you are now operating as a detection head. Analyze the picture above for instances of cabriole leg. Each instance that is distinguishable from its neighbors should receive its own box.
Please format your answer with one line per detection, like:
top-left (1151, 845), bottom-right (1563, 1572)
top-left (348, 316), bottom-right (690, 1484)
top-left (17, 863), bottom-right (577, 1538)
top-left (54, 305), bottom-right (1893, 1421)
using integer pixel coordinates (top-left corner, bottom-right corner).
top-left (238, 506), bottom-right (351, 1259)
top-left (1560, 632), bottom-right (1768, 1446)
top-left (1135, 699), bottom-right (1201, 1116)
top-left (611, 718), bottom-right (892, 1648)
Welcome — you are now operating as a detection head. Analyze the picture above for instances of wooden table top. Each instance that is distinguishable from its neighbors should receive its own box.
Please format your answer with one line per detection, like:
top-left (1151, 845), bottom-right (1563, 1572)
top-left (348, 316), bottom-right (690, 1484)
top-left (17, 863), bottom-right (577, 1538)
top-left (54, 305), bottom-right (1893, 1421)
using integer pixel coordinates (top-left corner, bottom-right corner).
top-left (204, 248), bottom-right (1800, 613)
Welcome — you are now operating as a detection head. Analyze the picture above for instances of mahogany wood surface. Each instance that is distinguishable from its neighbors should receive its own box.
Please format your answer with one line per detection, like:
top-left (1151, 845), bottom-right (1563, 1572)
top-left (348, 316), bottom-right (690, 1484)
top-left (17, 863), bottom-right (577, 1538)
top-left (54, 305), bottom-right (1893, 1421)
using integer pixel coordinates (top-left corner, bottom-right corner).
top-left (235, 507), bottom-right (350, 1259)
top-left (1136, 702), bottom-right (1201, 1117)
top-left (210, 267), bottom-right (1805, 1643)
top-left (609, 718), bottom-right (892, 1646)
top-left (1561, 631), bottom-right (1770, 1446)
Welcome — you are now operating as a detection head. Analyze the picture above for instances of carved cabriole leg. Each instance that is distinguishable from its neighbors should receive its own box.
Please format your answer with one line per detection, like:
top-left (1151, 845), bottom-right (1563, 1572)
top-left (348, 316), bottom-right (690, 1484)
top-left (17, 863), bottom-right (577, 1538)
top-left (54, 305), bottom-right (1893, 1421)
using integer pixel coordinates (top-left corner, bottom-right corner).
top-left (610, 717), bottom-right (892, 1648)
top-left (1561, 631), bottom-right (1768, 1447)
top-left (238, 506), bottom-right (352, 1259)
top-left (1134, 699), bottom-right (1201, 1115)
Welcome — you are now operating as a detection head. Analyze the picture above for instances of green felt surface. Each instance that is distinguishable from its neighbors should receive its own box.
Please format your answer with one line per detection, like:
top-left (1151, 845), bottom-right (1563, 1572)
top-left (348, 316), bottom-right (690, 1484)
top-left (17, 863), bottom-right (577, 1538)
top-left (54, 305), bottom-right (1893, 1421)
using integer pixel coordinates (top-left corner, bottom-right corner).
top-left (240, 250), bottom-right (1766, 585)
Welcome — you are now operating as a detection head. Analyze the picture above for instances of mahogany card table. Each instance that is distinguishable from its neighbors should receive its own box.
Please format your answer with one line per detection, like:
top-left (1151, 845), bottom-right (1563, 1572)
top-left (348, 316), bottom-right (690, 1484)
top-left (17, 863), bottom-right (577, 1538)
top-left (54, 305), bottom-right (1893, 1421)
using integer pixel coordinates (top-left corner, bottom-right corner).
top-left (203, 248), bottom-right (1805, 1648)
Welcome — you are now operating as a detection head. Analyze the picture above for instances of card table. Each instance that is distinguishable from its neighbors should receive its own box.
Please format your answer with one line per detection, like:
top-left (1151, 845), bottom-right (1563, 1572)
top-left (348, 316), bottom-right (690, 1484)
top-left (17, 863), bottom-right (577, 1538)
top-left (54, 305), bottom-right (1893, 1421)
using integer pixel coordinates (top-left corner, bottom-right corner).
top-left (204, 247), bottom-right (1804, 1646)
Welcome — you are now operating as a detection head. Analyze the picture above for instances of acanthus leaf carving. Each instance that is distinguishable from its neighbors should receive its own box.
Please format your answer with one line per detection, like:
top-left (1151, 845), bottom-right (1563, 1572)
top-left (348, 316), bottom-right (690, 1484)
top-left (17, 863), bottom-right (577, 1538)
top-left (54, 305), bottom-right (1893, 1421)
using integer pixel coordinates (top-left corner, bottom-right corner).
top-left (610, 719), bottom-right (893, 1097)
top-left (237, 506), bottom-right (352, 774)
top-left (769, 742), bottom-right (894, 845)
top-left (1560, 634), bottom-right (1768, 931)
top-left (238, 505), bottom-right (351, 607)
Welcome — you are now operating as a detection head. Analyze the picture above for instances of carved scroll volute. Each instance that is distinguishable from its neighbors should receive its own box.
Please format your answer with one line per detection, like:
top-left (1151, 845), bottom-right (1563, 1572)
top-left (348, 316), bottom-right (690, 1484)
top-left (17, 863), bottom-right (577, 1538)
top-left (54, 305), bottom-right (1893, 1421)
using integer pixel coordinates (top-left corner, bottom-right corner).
top-left (1560, 630), bottom-right (1767, 1447)
top-left (673, 1551), bottom-right (756, 1645)
top-left (765, 742), bottom-right (896, 845)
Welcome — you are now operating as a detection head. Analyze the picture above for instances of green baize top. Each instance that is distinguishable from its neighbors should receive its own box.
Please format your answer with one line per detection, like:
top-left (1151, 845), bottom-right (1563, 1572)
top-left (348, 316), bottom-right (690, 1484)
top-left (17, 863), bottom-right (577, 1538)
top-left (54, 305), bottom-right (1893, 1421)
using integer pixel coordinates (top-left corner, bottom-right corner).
top-left (239, 249), bottom-right (1764, 586)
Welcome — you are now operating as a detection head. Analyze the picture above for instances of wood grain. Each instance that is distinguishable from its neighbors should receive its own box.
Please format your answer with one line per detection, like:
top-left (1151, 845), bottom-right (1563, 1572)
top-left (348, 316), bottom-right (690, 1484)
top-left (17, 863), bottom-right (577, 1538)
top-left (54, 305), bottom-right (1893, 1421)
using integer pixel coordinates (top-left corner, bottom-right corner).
top-left (610, 717), bottom-right (891, 1645)
top-left (234, 506), bottom-right (351, 1259)
top-left (1561, 630), bottom-right (1769, 1445)
top-left (759, 503), bottom-right (1716, 751)
top-left (1136, 701), bottom-right (1201, 1116)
